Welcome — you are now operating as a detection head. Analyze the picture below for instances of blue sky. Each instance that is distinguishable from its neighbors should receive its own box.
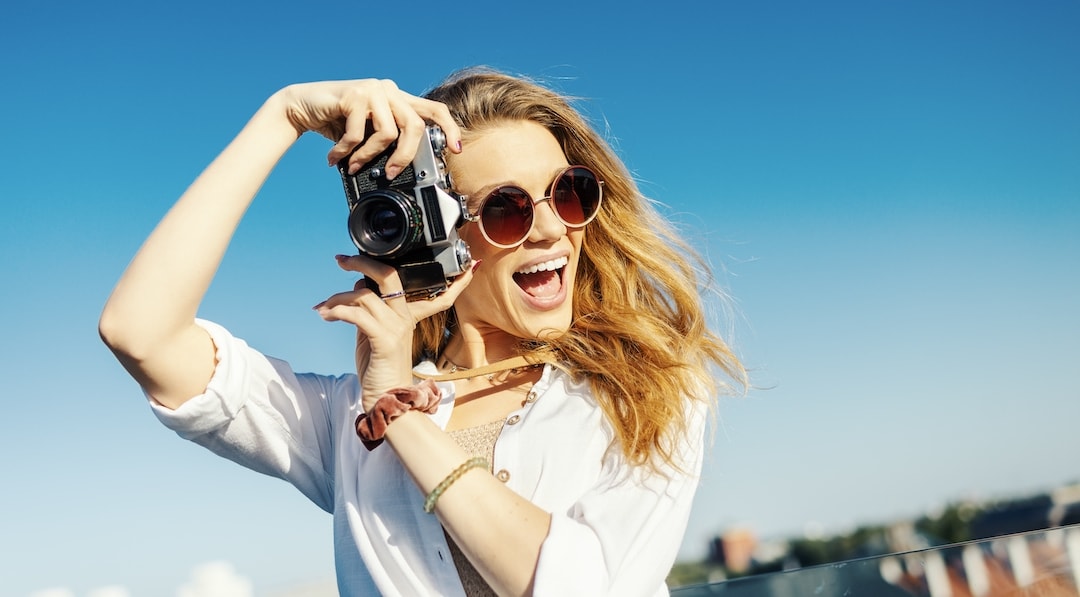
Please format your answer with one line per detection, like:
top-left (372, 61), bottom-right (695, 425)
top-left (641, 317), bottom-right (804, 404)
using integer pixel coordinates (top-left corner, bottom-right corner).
top-left (2, 0), bottom-right (1078, 595)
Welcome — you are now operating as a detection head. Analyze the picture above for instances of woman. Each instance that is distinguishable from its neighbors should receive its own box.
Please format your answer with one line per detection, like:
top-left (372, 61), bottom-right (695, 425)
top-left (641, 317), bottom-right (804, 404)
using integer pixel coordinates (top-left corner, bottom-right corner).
top-left (99, 69), bottom-right (744, 596)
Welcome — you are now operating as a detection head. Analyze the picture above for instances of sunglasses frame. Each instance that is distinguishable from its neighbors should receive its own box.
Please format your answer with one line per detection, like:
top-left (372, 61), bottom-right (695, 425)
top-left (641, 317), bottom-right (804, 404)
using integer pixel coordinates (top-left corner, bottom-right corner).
top-left (460, 165), bottom-right (604, 249)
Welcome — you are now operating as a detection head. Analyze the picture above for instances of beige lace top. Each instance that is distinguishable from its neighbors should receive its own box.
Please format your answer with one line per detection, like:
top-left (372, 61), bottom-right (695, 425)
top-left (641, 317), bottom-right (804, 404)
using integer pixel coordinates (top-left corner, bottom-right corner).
top-left (445, 419), bottom-right (505, 596)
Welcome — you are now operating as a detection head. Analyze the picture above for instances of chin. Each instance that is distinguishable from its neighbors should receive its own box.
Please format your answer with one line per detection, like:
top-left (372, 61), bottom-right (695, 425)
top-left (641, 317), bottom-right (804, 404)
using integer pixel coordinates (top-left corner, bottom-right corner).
top-left (519, 312), bottom-right (573, 340)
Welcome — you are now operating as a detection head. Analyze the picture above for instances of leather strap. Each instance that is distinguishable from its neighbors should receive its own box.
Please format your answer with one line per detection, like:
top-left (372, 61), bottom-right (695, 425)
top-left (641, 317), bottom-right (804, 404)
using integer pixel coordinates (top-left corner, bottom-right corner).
top-left (413, 355), bottom-right (543, 381)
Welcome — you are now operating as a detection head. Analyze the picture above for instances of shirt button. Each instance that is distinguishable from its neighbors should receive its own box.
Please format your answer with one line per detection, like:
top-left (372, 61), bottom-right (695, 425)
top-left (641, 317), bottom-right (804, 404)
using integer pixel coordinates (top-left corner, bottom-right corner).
top-left (496, 469), bottom-right (511, 482)
top-left (507, 414), bottom-right (521, 425)
top-left (525, 391), bottom-right (538, 403)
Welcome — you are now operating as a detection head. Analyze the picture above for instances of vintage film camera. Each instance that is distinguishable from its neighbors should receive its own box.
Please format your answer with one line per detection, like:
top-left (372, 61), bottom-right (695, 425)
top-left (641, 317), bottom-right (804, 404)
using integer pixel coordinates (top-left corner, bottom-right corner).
top-left (338, 125), bottom-right (471, 299)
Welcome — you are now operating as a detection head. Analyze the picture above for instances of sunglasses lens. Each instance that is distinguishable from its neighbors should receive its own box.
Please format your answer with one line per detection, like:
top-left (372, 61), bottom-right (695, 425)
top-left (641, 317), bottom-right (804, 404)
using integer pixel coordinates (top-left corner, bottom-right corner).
top-left (481, 188), bottom-right (533, 246)
top-left (476, 167), bottom-right (602, 247)
top-left (553, 167), bottom-right (602, 225)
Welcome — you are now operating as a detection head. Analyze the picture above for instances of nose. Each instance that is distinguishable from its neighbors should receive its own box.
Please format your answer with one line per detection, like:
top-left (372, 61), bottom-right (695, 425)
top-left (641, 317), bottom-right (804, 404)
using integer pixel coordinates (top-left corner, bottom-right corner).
top-left (526, 195), bottom-right (567, 243)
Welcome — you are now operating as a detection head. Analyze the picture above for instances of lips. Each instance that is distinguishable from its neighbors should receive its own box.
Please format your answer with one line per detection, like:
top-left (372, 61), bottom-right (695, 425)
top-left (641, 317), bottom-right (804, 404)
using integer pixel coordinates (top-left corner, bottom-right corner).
top-left (513, 255), bottom-right (568, 300)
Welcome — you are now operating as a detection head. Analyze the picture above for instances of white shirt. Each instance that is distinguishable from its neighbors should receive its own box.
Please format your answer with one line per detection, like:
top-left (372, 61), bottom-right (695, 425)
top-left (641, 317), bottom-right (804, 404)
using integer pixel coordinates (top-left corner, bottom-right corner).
top-left (151, 319), bottom-right (706, 596)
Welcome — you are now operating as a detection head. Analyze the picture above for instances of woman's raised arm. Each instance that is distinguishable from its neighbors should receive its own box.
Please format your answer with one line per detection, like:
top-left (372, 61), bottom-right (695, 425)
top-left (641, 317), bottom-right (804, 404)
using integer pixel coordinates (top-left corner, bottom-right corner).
top-left (99, 80), bottom-right (461, 409)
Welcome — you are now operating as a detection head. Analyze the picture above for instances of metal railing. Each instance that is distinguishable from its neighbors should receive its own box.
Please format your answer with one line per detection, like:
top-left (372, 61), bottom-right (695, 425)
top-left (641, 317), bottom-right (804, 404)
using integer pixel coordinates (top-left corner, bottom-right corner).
top-left (673, 524), bottom-right (1080, 596)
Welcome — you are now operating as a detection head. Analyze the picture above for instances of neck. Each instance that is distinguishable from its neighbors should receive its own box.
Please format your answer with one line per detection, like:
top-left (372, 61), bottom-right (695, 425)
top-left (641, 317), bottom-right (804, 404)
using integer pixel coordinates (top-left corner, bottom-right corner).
top-left (440, 325), bottom-right (520, 370)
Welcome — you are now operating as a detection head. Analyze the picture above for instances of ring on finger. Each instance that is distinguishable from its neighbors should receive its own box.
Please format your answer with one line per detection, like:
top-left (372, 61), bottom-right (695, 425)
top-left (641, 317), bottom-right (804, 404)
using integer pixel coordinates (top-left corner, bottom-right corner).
top-left (380, 290), bottom-right (407, 301)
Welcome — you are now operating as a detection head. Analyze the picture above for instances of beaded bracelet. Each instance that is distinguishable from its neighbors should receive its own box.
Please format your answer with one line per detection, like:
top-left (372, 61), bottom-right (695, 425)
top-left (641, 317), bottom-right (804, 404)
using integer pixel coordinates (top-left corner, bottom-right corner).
top-left (424, 457), bottom-right (489, 513)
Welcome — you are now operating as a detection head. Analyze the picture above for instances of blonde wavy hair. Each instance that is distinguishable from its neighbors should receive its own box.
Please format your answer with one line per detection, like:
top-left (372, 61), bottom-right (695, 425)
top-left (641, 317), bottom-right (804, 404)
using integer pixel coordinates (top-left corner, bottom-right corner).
top-left (416, 68), bottom-right (745, 470)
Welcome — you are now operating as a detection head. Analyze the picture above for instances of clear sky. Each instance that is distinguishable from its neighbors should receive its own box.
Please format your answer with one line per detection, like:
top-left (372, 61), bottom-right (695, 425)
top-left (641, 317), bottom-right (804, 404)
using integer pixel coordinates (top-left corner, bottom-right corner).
top-left (2, 0), bottom-right (1078, 595)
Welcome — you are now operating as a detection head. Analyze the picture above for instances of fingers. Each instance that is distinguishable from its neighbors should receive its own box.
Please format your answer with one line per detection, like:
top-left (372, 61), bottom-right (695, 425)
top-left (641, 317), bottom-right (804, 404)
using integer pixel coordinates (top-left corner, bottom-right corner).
top-left (405, 259), bottom-right (479, 321)
top-left (320, 254), bottom-right (480, 325)
top-left (327, 105), bottom-right (374, 167)
top-left (316, 254), bottom-right (411, 332)
top-left (312, 280), bottom-right (383, 317)
top-left (325, 81), bottom-right (399, 173)
top-left (342, 89), bottom-right (401, 175)
top-left (406, 96), bottom-right (463, 155)
top-left (317, 79), bottom-right (463, 177)
top-left (335, 253), bottom-right (403, 294)
top-left (386, 95), bottom-right (427, 179)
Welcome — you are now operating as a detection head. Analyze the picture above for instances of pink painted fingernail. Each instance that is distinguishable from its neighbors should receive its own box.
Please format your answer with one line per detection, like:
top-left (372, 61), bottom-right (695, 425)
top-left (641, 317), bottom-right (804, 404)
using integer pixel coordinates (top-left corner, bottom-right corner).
top-left (471, 259), bottom-right (483, 272)
top-left (335, 254), bottom-right (348, 262)
top-left (312, 300), bottom-right (326, 310)
top-left (455, 140), bottom-right (462, 152)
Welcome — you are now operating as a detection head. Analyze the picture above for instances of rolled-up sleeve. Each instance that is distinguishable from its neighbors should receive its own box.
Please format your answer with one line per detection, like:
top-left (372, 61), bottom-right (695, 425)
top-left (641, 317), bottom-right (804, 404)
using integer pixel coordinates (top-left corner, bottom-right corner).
top-left (532, 402), bottom-right (707, 596)
top-left (149, 319), bottom-right (338, 512)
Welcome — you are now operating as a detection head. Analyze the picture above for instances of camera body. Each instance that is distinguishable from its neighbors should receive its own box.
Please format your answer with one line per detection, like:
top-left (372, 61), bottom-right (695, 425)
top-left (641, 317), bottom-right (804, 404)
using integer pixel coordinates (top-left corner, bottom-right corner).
top-left (338, 125), bottom-right (471, 299)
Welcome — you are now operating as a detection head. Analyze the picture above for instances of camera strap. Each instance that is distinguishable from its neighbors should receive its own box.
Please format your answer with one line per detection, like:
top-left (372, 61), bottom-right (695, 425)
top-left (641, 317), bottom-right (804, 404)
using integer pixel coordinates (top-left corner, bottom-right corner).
top-left (414, 355), bottom-right (552, 382)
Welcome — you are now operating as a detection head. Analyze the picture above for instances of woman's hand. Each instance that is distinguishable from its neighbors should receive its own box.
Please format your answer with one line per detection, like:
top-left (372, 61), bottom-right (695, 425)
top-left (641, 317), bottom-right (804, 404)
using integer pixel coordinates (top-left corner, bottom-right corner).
top-left (273, 79), bottom-right (462, 176)
top-left (290, 79), bottom-right (468, 406)
top-left (313, 254), bottom-right (478, 410)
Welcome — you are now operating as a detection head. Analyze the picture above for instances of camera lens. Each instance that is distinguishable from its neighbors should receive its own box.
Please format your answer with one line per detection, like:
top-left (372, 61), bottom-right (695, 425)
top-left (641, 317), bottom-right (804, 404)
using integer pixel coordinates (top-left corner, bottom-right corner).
top-left (349, 191), bottom-right (424, 257)
top-left (368, 208), bottom-right (402, 242)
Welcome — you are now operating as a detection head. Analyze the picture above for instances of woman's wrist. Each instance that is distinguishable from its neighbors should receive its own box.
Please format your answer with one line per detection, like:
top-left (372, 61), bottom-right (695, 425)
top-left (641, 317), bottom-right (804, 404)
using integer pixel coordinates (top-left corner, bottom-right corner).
top-left (260, 85), bottom-right (305, 141)
top-left (361, 351), bottom-right (417, 408)
top-left (253, 89), bottom-right (308, 144)
top-left (355, 380), bottom-right (442, 450)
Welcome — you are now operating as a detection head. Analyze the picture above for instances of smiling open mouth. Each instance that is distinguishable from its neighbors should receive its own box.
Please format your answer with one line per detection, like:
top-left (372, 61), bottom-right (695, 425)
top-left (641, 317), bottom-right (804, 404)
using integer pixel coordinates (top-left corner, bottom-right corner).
top-left (513, 256), bottom-right (568, 299)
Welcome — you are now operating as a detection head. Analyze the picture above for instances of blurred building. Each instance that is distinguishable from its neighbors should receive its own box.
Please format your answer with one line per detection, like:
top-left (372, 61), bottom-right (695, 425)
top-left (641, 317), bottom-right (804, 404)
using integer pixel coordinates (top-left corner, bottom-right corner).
top-left (681, 482), bottom-right (1080, 595)
top-left (972, 484), bottom-right (1080, 540)
top-left (710, 527), bottom-right (759, 574)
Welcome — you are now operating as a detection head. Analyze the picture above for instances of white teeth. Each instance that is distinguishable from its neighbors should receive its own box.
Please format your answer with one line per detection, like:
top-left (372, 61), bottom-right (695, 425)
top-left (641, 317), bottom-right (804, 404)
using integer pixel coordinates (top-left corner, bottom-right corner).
top-left (516, 256), bottom-right (568, 275)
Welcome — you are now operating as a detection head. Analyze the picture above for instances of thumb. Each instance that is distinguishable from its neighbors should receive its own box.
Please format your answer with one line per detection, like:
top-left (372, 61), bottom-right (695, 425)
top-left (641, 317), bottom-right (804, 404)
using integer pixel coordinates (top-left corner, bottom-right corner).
top-left (409, 259), bottom-right (481, 321)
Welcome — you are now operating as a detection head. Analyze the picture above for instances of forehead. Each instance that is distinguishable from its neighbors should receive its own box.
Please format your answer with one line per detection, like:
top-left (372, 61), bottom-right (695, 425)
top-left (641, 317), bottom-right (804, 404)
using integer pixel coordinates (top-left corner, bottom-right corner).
top-left (449, 121), bottom-right (569, 196)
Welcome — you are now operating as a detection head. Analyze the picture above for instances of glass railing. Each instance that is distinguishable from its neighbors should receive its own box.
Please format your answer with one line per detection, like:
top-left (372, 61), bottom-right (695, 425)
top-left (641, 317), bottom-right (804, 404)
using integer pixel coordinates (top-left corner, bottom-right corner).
top-left (673, 524), bottom-right (1080, 596)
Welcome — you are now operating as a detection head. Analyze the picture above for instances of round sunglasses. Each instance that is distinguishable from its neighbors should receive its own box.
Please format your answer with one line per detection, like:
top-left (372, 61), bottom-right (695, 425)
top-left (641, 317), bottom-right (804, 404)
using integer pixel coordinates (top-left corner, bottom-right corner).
top-left (462, 165), bottom-right (604, 248)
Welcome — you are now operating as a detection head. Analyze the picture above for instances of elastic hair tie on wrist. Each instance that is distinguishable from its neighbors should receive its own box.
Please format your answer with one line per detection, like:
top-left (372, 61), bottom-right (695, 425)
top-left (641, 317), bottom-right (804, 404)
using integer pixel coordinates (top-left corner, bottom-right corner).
top-left (424, 457), bottom-right (489, 513)
top-left (354, 380), bottom-right (442, 450)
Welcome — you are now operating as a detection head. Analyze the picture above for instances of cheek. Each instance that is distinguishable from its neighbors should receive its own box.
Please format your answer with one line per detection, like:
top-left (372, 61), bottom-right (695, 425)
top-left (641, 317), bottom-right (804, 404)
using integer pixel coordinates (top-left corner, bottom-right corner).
top-left (567, 229), bottom-right (586, 258)
top-left (460, 223), bottom-right (493, 259)
top-left (461, 224), bottom-right (521, 267)
top-left (460, 222), bottom-right (480, 244)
